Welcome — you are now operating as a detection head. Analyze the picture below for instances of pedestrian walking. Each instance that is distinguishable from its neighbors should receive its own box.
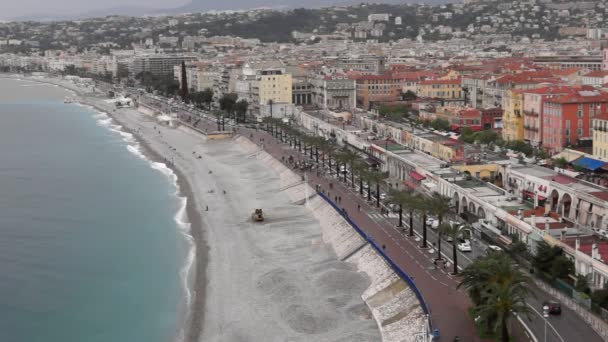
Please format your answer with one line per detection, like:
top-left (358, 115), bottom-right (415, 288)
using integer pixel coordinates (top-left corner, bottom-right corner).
top-left (357, 204), bottom-right (361, 211)
top-left (338, 196), bottom-right (341, 203)
top-left (335, 196), bottom-right (338, 203)
top-left (205, 205), bottom-right (208, 211)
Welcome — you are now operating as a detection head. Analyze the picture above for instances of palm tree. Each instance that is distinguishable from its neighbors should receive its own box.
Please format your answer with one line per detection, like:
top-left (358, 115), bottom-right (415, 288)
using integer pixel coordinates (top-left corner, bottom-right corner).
top-left (428, 193), bottom-right (453, 261)
top-left (367, 169), bottom-right (386, 208)
top-left (399, 192), bottom-right (416, 237)
top-left (267, 99), bottom-right (274, 117)
top-left (439, 222), bottom-right (468, 275)
top-left (360, 168), bottom-right (373, 201)
top-left (352, 160), bottom-right (368, 196)
top-left (301, 136), bottom-right (316, 160)
top-left (317, 138), bottom-right (332, 168)
top-left (341, 149), bottom-right (360, 187)
top-left (458, 253), bottom-right (531, 342)
top-left (388, 189), bottom-right (408, 228)
top-left (333, 151), bottom-right (347, 182)
top-left (411, 194), bottom-right (431, 248)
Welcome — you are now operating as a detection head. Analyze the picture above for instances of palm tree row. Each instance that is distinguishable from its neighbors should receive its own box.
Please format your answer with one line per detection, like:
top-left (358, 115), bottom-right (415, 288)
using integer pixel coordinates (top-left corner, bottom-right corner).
top-left (261, 117), bottom-right (391, 207)
top-left (260, 119), bottom-right (532, 342)
top-left (386, 190), bottom-right (470, 275)
top-left (458, 252), bottom-right (531, 342)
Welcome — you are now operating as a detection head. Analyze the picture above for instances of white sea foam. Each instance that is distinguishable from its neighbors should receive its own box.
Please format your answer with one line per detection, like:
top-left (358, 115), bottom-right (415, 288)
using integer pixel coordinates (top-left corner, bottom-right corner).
top-left (97, 118), bottom-right (112, 127)
top-left (85, 105), bottom-right (195, 342)
top-left (151, 162), bottom-right (179, 187)
top-left (126, 145), bottom-right (146, 160)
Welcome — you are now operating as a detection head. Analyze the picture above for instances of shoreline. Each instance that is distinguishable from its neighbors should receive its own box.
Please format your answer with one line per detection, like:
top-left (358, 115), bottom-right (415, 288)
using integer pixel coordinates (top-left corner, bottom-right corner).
top-left (6, 74), bottom-right (388, 342)
top-left (85, 99), bottom-right (208, 342)
top-left (6, 74), bottom-right (207, 342)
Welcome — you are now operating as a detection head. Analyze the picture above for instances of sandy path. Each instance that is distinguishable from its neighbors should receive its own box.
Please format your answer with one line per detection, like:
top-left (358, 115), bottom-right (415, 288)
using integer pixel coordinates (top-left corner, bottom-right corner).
top-left (103, 104), bottom-right (380, 342)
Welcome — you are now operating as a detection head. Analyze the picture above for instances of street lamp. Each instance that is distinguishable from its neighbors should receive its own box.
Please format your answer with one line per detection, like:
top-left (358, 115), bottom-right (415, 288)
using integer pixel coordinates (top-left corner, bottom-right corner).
top-left (543, 305), bottom-right (549, 342)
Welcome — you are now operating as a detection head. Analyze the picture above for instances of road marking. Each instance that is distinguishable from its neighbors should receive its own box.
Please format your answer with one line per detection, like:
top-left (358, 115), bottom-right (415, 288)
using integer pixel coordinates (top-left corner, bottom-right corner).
top-left (527, 304), bottom-right (566, 342)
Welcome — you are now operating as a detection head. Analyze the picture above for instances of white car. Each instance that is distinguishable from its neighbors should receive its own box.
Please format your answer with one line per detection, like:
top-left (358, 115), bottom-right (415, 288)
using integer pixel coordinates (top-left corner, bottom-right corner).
top-left (426, 217), bottom-right (439, 229)
top-left (458, 241), bottom-right (472, 252)
top-left (486, 245), bottom-right (503, 253)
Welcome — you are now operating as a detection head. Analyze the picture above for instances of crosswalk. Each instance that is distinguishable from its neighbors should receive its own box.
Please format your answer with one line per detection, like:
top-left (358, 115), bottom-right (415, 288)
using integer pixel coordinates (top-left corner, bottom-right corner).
top-left (367, 211), bottom-right (399, 223)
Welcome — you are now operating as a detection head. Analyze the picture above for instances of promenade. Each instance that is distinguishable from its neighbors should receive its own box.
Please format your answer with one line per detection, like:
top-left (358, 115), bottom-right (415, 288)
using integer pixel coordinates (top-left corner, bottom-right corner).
top-left (240, 126), bottom-right (481, 341)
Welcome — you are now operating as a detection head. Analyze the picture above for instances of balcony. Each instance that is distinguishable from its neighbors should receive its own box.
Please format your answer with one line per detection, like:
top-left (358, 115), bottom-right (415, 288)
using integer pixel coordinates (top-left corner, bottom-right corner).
top-left (524, 110), bottom-right (539, 117)
top-left (524, 125), bottom-right (539, 132)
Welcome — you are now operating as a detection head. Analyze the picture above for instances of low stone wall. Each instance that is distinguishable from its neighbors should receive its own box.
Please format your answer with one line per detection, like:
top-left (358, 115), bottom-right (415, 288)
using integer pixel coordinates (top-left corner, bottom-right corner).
top-left (235, 136), bottom-right (427, 342)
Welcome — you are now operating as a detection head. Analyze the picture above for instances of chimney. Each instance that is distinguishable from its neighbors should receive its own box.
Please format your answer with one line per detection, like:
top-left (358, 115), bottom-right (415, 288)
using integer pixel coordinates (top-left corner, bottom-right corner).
top-left (534, 192), bottom-right (538, 208)
top-left (544, 221), bottom-right (550, 233)
top-left (531, 214), bottom-right (536, 229)
top-left (575, 238), bottom-right (580, 251)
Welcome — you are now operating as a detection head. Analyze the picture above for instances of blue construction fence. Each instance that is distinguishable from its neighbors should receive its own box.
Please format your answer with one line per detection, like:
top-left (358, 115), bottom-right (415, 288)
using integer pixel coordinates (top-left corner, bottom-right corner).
top-left (317, 192), bottom-right (433, 329)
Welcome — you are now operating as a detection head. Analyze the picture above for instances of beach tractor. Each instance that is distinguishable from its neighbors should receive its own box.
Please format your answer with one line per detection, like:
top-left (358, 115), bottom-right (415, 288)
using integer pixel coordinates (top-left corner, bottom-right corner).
top-left (252, 209), bottom-right (264, 222)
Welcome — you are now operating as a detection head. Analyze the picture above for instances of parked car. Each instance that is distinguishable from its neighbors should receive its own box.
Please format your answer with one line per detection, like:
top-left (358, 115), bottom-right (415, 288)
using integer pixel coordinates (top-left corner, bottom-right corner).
top-left (543, 301), bottom-right (562, 315)
top-left (458, 241), bottom-right (472, 252)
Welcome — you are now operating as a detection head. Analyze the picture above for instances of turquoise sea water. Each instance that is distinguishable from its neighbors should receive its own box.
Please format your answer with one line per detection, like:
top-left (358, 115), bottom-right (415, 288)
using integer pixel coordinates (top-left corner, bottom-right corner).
top-left (0, 78), bottom-right (187, 342)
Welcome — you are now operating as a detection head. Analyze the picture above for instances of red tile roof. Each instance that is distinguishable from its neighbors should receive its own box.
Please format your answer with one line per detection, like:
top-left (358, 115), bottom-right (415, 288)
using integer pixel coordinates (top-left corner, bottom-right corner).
top-left (590, 191), bottom-right (608, 201)
top-left (546, 90), bottom-right (608, 104)
top-left (544, 174), bottom-right (577, 184)
top-left (521, 85), bottom-right (592, 96)
top-left (584, 70), bottom-right (608, 77)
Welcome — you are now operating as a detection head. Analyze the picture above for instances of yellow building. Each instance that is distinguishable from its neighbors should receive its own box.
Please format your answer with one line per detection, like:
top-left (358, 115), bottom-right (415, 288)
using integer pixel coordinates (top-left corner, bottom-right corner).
top-left (502, 89), bottom-right (524, 141)
top-left (255, 69), bottom-right (292, 105)
top-left (593, 114), bottom-right (608, 160)
top-left (454, 164), bottom-right (500, 180)
top-left (416, 78), bottom-right (463, 99)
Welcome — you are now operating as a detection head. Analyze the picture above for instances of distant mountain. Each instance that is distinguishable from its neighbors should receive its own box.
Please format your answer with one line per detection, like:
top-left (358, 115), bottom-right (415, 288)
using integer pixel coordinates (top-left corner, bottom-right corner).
top-left (10, 0), bottom-right (455, 21)
top-left (12, 6), bottom-right (160, 21)
top-left (175, 0), bottom-right (454, 13)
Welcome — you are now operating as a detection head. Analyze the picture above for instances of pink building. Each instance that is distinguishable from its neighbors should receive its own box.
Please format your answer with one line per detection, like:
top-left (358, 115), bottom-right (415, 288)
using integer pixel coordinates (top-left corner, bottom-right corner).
top-left (522, 86), bottom-right (582, 147)
top-left (543, 89), bottom-right (608, 153)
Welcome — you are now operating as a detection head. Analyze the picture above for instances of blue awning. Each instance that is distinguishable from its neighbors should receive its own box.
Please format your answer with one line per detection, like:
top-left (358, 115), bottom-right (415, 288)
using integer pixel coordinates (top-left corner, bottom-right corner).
top-left (572, 157), bottom-right (607, 171)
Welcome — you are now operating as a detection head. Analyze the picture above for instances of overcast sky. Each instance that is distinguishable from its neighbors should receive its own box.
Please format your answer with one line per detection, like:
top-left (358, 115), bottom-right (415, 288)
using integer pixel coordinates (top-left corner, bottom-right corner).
top-left (0, 0), bottom-right (188, 19)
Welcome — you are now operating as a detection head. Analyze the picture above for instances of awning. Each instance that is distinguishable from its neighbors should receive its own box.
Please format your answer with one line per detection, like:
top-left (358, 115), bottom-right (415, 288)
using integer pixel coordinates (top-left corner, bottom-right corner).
top-left (572, 157), bottom-right (607, 171)
top-left (403, 180), bottom-right (419, 189)
top-left (409, 171), bottom-right (426, 181)
top-left (522, 190), bottom-right (546, 201)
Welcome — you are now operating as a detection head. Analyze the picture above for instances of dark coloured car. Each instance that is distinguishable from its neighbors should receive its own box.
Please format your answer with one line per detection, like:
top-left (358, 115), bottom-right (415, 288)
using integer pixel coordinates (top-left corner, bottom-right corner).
top-left (543, 301), bottom-right (562, 315)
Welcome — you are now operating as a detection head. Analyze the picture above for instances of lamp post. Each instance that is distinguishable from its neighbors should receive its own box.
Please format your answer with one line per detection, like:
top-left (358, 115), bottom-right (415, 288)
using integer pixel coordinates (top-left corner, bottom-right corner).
top-left (543, 305), bottom-right (549, 342)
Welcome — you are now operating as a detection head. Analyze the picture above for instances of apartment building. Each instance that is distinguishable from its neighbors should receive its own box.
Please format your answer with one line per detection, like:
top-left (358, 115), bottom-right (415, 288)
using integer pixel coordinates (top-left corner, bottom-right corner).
top-left (253, 69), bottom-right (293, 106)
top-left (130, 55), bottom-right (197, 76)
top-left (522, 86), bottom-right (580, 147)
top-left (502, 89), bottom-right (524, 141)
top-left (416, 78), bottom-right (463, 100)
top-left (354, 72), bottom-right (407, 109)
top-left (593, 114), bottom-right (608, 160)
top-left (311, 74), bottom-right (357, 111)
top-left (543, 89), bottom-right (608, 153)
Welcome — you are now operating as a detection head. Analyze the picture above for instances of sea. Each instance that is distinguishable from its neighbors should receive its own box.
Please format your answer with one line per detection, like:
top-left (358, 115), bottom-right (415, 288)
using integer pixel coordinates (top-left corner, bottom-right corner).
top-left (0, 77), bottom-right (191, 342)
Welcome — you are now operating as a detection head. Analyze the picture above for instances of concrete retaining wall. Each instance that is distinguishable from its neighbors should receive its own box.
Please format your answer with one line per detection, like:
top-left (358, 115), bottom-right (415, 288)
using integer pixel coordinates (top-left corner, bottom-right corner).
top-left (235, 136), bottom-right (426, 342)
